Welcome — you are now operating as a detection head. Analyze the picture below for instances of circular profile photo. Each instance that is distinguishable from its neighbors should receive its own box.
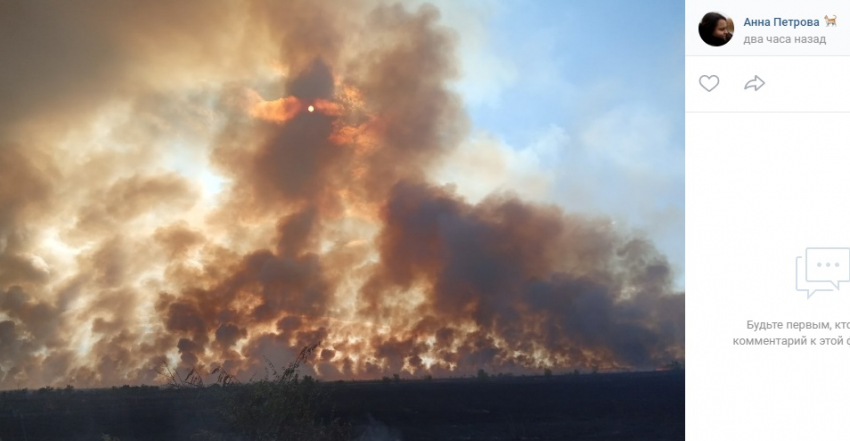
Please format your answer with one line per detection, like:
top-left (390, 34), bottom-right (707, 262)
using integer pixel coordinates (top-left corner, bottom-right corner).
top-left (699, 12), bottom-right (734, 47)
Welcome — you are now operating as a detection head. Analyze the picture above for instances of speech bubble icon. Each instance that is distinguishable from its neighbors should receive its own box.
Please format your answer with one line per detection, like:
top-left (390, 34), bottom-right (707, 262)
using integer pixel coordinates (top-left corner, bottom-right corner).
top-left (797, 256), bottom-right (833, 299)
top-left (806, 248), bottom-right (850, 289)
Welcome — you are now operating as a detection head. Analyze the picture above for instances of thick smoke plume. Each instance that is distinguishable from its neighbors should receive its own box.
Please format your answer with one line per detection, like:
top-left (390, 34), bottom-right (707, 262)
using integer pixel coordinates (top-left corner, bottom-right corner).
top-left (0, 0), bottom-right (683, 388)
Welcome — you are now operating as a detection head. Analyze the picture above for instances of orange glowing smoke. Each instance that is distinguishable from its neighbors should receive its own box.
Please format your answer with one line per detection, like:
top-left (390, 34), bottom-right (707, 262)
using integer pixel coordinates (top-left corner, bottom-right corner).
top-left (312, 99), bottom-right (344, 116)
top-left (246, 89), bottom-right (344, 123)
top-left (247, 91), bottom-right (303, 123)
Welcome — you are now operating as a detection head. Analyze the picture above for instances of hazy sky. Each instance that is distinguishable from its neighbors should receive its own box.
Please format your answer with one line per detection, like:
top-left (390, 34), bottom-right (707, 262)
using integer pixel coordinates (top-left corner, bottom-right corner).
top-left (428, 0), bottom-right (685, 288)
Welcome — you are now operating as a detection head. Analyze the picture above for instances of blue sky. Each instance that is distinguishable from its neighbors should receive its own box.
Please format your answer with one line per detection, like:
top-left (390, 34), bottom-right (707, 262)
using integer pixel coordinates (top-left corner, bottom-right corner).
top-left (425, 0), bottom-right (685, 289)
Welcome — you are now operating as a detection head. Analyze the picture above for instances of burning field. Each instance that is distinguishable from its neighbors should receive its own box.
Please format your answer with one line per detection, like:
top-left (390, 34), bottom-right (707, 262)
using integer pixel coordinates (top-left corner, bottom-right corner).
top-left (0, 0), bottom-right (684, 389)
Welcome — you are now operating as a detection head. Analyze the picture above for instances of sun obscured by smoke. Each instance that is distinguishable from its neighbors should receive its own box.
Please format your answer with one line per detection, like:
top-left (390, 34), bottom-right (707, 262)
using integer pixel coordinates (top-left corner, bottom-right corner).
top-left (0, 0), bottom-right (683, 389)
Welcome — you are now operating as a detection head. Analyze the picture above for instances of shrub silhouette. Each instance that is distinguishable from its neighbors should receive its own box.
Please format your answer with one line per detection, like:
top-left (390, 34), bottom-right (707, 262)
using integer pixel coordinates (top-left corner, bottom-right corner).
top-left (163, 343), bottom-right (349, 440)
top-left (666, 360), bottom-right (685, 371)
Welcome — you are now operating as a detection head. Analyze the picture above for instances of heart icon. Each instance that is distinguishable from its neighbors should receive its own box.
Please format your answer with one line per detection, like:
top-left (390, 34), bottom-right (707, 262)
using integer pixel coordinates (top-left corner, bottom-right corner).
top-left (699, 75), bottom-right (719, 92)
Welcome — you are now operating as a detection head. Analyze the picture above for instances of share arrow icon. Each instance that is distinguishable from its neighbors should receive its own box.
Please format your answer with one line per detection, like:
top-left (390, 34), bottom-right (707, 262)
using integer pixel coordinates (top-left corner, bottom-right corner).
top-left (744, 75), bottom-right (765, 91)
